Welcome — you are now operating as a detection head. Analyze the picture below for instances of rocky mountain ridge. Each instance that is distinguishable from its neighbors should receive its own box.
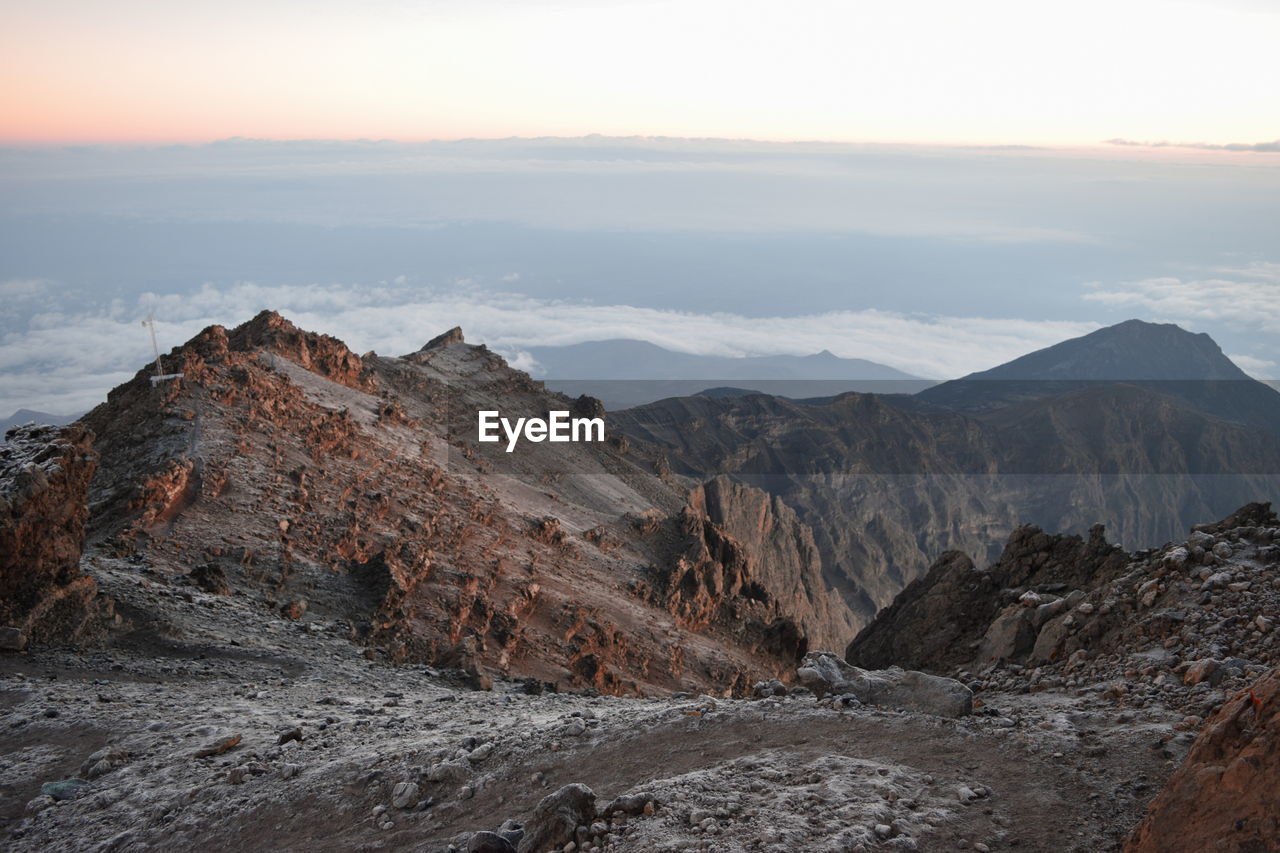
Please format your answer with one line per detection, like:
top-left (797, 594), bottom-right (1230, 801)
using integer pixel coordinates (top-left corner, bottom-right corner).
top-left (63, 310), bottom-right (854, 695)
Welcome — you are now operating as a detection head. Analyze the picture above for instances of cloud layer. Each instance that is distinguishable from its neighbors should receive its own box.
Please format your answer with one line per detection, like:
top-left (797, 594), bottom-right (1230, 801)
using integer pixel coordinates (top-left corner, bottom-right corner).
top-left (0, 280), bottom-right (1100, 415)
top-left (1084, 263), bottom-right (1280, 335)
top-left (1105, 138), bottom-right (1280, 153)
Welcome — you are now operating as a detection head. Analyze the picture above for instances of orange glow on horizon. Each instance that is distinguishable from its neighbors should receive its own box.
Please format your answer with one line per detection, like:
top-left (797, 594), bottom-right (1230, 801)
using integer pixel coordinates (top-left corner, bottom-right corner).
top-left (3, 0), bottom-right (1278, 150)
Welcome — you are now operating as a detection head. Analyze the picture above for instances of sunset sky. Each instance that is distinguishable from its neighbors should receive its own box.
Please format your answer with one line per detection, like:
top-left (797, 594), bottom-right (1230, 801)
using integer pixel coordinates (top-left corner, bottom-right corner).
top-left (3, 0), bottom-right (1278, 146)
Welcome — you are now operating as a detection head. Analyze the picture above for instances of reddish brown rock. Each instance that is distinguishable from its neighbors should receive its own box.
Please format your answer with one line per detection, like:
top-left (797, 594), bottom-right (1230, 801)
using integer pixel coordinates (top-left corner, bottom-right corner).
top-left (651, 476), bottom-right (855, 656)
top-left (1126, 665), bottom-right (1280, 853)
top-left (0, 423), bottom-right (106, 644)
top-left (227, 309), bottom-right (375, 392)
top-left (79, 313), bottom-right (849, 696)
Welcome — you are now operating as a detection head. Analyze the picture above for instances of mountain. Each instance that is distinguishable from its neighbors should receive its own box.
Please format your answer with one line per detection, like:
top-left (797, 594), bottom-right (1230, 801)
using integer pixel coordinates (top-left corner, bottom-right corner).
top-left (613, 320), bottom-right (1280, 627)
top-left (915, 319), bottom-right (1280, 431)
top-left (7, 312), bottom-right (1280, 852)
top-left (0, 408), bottom-right (79, 435)
top-left (63, 311), bottom-right (856, 695)
top-left (520, 339), bottom-right (926, 409)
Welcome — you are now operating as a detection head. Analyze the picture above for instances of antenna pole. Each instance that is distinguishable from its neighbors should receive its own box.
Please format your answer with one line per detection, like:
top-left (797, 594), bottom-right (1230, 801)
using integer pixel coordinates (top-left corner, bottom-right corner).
top-left (142, 314), bottom-right (163, 377)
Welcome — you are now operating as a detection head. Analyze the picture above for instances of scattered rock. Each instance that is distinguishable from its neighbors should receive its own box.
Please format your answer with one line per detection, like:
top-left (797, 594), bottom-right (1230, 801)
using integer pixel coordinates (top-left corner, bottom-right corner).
top-left (1182, 659), bottom-right (1221, 687)
top-left (468, 831), bottom-right (516, 853)
top-left (391, 781), bottom-right (420, 809)
top-left (189, 562), bottom-right (232, 595)
top-left (40, 779), bottom-right (88, 801)
top-left (517, 784), bottom-right (597, 853)
top-left (194, 733), bottom-right (242, 758)
top-left (277, 726), bottom-right (303, 745)
top-left (79, 747), bottom-right (128, 779)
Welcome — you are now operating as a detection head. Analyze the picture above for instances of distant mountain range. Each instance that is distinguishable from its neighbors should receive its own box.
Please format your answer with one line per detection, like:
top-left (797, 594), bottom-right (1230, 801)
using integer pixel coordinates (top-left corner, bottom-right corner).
top-left (0, 409), bottom-right (78, 435)
top-left (521, 339), bottom-right (926, 409)
top-left (613, 319), bottom-right (1280, 625)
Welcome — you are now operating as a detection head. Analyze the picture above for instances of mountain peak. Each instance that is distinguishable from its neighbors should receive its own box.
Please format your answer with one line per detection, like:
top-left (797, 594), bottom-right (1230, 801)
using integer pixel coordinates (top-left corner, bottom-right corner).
top-left (913, 319), bottom-right (1280, 429)
top-left (420, 326), bottom-right (465, 351)
top-left (956, 319), bottom-right (1247, 383)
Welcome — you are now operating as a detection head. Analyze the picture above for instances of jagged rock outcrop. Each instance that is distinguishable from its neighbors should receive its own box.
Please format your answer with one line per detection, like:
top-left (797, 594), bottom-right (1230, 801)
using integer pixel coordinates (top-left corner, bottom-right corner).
top-left (421, 326), bottom-right (465, 350)
top-left (227, 309), bottom-right (375, 391)
top-left (846, 522), bottom-right (1127, 671)
top-left (1126, 664), bottom-right (1280, 852)
top-left (645, 476), bottom-right (855, 658)
top-left (843, 502), bottom-right (1279, 724)
top-left (0, 423), bottom-right (109, 644)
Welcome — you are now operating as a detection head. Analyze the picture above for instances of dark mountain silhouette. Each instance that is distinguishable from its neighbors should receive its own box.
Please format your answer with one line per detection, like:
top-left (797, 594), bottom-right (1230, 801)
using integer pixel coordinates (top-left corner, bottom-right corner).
top-left (525, 339), bottom-right (919, 380)
top-left (521, 339), bottom-right (926, 409)
top-left (0, 408), bottom-right (79, 435)
top-left (915, 319), bottom-right (1280, 431)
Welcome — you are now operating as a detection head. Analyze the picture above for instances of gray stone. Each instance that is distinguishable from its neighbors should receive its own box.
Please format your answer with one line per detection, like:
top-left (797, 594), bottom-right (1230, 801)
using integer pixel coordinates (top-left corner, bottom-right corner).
top-left (517, 783), bottom-right (596, 853)
top-left (0, 626), bottom-right (26, 651)
top-left (79, 747), bottom-right (128, 779)
top-left (468, 831), bottom-right (516, 853)
top-left (976, 607), bottom-right (1037, 663)
top-left (797, 651), bottom-right (972, 717)
top-left (391, 781), bottom-right (420, 809)
top-left (497, 819), bottom-right (525, 847)
top-left (41, 778), bottom-right (88, 801)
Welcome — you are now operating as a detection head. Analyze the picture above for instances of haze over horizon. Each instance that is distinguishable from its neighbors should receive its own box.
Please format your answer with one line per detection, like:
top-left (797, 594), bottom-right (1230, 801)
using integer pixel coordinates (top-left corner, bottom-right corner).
top-left (2, 2), bottom-right (1278, 414)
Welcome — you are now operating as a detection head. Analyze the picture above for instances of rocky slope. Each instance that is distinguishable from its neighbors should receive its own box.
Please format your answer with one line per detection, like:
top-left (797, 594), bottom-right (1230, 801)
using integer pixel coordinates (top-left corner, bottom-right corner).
top-left (849, 503), bottom-right (1280, 720)
top-left (1126, 663), bottom-right (1280, 852)
top-left (72, 311), bottom-right (852, 695)
top-left (0, 556), bottom-right (1184, 853)
top-left (0, 424), bottom-right (113, 647)
top-left (4, 447), bottom-right (1277, 850)
top-left (613, 321), bottom-right (1280, 628)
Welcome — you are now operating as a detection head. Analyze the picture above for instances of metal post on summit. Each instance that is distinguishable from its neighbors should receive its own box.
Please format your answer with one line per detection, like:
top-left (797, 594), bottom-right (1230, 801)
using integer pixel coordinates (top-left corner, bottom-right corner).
top-left (142, 313), bottom-right (185, 386)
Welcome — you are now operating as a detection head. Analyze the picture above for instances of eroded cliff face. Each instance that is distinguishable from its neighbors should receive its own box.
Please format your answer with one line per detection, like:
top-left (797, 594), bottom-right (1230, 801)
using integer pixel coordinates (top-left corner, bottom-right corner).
top-left (76, 312), bottom-right (848, 695)
top-left (613, 376), bottom-right (1280, 632)
top-left (1126, 663), bottom-right (1280, 853)
top-left (0, 423), bottom-right (109, 645)
top-left (645, 476), bottom-right (855, 657)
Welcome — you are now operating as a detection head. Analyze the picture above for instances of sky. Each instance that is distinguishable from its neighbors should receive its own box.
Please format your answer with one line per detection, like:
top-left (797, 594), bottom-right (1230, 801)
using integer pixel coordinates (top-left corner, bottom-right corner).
top-left (1, 2), bottom-right (1278, 415)
top-left (2, 0), bottom-right (1279, 146)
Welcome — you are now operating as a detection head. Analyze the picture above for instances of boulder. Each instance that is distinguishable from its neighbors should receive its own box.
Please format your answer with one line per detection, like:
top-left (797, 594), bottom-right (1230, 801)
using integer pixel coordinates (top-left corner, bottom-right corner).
top-left (517, 783), bottom-right (596, 853)
top-left (468, 832), bottom-right (516, 853)
top-left (796, 651), bottom-right (972, 717)
top-left (976, 606), bottom-right (1038, 663)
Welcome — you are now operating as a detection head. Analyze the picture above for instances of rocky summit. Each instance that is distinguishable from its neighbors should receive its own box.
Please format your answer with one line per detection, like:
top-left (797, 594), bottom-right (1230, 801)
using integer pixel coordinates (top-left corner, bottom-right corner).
top-left (2, 313), bottom-right (1280, 852)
